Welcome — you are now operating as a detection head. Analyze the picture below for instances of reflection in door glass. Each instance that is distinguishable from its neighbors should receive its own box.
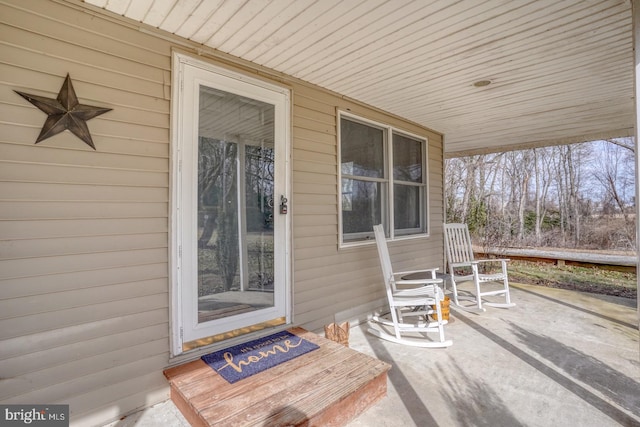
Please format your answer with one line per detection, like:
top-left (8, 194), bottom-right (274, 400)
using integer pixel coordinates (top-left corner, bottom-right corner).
top-left (197, 86), bottom-right (275, 324)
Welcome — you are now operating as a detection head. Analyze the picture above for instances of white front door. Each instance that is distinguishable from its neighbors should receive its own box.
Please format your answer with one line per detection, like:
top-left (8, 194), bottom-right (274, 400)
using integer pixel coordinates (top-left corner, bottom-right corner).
top-left (172, 53), bottom-right (291, 355)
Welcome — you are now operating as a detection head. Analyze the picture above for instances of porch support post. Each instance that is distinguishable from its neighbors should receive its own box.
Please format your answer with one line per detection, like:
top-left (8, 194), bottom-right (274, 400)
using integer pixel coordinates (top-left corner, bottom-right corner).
top-left (633, 0), bottom-right (640, 351)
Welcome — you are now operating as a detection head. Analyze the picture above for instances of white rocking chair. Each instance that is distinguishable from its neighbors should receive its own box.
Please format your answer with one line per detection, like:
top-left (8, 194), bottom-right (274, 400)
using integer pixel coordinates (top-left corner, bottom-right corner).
top-left (368, 224), bottom-right (452, 348)
top-left (443, 223), bottom-right (515, 312)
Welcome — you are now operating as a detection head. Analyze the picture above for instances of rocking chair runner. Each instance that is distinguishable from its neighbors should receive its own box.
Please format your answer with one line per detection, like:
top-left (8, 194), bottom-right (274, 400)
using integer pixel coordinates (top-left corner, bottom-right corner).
top-left (368, 224), bottom-right (452, 348)
top-left (443, 223), bottom-right (515, 311)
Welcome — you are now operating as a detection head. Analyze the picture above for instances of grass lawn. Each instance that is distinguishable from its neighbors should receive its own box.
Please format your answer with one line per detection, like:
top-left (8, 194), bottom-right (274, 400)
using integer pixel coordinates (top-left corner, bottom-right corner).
top-left (508, 260), bottom-right (637, 299)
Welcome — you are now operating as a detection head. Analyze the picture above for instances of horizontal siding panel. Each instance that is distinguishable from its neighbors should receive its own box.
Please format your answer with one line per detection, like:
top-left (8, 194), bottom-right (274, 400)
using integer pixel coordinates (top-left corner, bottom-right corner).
top-left (0, 200), bottom-right (169, 221)
top-left (296, 287), bottom-right (384, 318)
top-left (293, 91), bottom-right (336, 116)
top-left (293, 193), bottom-right (337, 206)
top-left (0, 248), bottom-right (168, 280)
top-left (0, 201), bottom-right (167, 220)
top-left (293, 137), bottom-right (336, 155)
top-left (0, 233), bottom-right (167, 259)
top-left (291, 224), bottom-right (336, 239)
top-left (18, 0), bottom-right (171, 54)
top-left (294, 258), bottom-right (379, 284)
top-left (0, 92), bottom-right (168, 131)
top-left (294, 251), bottom-right (378, 278)
top-left (0, 338), bottom-right (167, 400)
top-left (0, 323), bottom-right (169, 377)
top-left (293, 127), bottom-right (336, 146)
top-left (0, 124), bottom-right (170, 158)
top-left (295, 280), bottom-right (382, 314)
top-left (1, 65), bottom-right (170, 115)
top-left (0, 162), bottom-right (168, 187)
top-left (0, 278), bottom-right (167, 320)
top-left (292, 214), bottom-right (336, 228)
top-left (5, 100), bottom-right (168, 144)
top-left (0, 293), bottom-right (168, 340)
top-left (69, 373), bottom-right (169, 427)
top-left (0, 218), bottom-right (167, 240)
top-left (2, 2), bottom-right (170, 71)
top-left (294, 244), bottom-right (340, 261)
top-left (0, 36), bottom-right (165, 99)
top-left (293, 105), bottom-right (335, 127)
top-left (0, 308), bottom-right (167, 360)
top-left (293, 234), bottom-right (337, 249)
top-left (292, 159), bottom-right (336, 175)
top-left (0, 182), bottom-right (167, 202)
top-left (293, 204), bottom-right (337, 216)
top-left (0, 142), bottom-right (168, 171)
top-left (292, 149), bottom-right (335, 165)
top-left (296, 271), bottom-right (382, 300)
top-left (293, 170), bottom-right (336, 186)
top-left (0, 263), bottom-right (167, 300)
top-left (293, 182), bottom-right (337, 196)
top-left (293, 115), bottom-right (336, 135)
top-left (2, 353), bottom-right (168, 405)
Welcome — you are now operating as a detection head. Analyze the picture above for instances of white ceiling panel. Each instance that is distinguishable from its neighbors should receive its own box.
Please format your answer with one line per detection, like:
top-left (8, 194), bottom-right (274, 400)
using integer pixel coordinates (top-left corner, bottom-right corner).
top-left (85, 0), bottom-right (634, 156)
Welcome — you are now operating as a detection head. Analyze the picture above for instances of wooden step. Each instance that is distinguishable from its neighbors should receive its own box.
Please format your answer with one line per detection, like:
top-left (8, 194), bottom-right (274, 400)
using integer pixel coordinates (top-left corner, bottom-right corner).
top-left (164, 327), bottom-right (391, 427)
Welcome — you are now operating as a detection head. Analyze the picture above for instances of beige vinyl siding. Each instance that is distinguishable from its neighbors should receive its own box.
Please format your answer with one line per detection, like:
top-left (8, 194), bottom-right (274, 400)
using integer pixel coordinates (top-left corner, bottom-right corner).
top-left (0, 0), bottom-right (445, 425)
top-left (0, 0), bottom-right (171, 424)
top-left (290, 82), bottom-right (445, 331)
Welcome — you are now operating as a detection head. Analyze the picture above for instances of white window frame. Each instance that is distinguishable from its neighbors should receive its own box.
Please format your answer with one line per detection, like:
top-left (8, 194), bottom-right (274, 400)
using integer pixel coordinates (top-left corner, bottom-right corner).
top-left (338, 111), bottom-right (429, 247)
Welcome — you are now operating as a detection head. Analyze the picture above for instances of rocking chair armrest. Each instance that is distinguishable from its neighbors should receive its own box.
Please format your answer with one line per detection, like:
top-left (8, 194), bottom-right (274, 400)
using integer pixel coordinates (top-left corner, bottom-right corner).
top-left (392, 267), bottom-right (439, 277)
top-left (394, 278), bottom-right (443, 287)
top-left (393, 284), bottom-right (441, 297)
top-left (394, 284), bottom-right (444, 301)
top-left (449, 262), bottom-right (471, 268)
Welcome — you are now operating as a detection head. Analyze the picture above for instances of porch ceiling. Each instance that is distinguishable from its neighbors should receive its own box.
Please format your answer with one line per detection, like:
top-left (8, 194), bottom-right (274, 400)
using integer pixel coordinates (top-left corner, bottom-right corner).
top-left (83, 0), bottom-right (634, 157)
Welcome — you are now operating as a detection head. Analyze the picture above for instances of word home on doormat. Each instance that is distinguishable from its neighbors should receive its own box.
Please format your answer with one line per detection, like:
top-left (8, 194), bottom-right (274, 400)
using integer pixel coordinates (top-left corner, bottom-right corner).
top-left (201, 330), bottom-right (319, 383)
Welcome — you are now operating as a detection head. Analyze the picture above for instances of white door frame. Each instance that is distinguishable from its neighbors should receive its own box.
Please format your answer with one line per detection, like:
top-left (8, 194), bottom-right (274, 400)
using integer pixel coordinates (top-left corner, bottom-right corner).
top-left (170, 52), bottom-right (291, 356)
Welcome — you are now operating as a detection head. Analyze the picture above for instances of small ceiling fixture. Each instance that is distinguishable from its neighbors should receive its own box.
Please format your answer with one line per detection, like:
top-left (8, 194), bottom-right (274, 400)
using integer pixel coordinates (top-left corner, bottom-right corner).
top-left (473, 80), bottom-right (492, 87)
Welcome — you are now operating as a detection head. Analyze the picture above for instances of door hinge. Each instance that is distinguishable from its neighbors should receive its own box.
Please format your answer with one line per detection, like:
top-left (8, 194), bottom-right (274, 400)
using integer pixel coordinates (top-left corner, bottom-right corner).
top-left (180, 327), bottom-right (183, 340)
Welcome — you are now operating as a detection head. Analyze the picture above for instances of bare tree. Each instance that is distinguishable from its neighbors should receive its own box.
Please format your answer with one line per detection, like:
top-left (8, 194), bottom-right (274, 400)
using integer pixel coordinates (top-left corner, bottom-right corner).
top-left (445, 139), bottom-right (635, 251)
top-left (593, 140), bottom-right (635, 246)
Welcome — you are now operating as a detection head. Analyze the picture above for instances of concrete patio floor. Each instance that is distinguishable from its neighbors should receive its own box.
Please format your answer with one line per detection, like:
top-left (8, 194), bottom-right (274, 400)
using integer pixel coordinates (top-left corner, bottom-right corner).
top-left (108, 282), bottom-right (639, 427)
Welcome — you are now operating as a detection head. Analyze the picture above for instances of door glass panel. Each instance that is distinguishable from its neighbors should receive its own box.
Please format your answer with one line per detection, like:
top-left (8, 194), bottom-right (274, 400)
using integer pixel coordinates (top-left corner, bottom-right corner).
top-left (197, 85), bottom-right (275, 324)
top-left (245, 145), bottom-right (274, 292)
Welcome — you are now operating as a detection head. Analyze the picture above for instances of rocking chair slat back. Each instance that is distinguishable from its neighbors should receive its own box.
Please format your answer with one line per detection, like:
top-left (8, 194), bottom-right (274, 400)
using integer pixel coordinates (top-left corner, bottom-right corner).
top-left (445, 223), bottom-right (475, 264)
top-left (443, 223), bottom-right (515, 311)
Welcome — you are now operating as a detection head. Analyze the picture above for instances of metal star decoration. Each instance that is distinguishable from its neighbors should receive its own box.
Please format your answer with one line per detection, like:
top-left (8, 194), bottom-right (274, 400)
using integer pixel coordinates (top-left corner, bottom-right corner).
top-left (15, 74), bottom-right (112, 150)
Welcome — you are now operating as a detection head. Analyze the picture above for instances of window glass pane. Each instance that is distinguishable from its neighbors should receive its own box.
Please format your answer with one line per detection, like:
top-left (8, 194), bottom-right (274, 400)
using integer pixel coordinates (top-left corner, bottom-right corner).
top-left (393, 133), bottom-right (423, 183)
top-left (342, 178), bottom-right (382, 238)
top-left (341, 118), bottom-right (385, 178)
top-left (394, 184), bottom-right (422, 231)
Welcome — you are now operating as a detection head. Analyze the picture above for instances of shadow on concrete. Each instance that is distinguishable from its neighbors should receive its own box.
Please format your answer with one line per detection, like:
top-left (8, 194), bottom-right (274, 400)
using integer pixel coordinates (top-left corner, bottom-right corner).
top-left (363, 329), bottom-right (439, 426)
top-left (436, 359), bottom-right (525, 427)
top-left (454, 313), bottom-right (639, 426)
top-left (509, 322), bottom-right (640, 417)
top-left (513, 285), bottom-right (637, 329)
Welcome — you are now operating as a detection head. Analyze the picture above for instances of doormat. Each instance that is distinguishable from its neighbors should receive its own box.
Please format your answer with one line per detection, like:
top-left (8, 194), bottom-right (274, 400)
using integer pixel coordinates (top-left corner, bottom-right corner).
top-left (201, 330), bottom-right (319, 384)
